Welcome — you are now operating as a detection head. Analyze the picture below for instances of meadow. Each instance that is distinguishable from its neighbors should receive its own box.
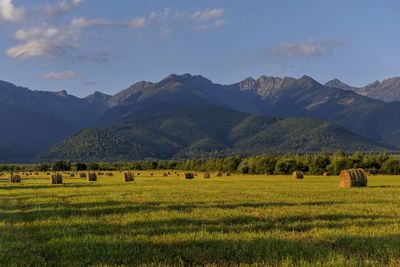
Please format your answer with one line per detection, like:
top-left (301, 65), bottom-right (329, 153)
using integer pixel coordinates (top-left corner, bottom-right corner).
top-left (0, 171), bottom-right (399, 266)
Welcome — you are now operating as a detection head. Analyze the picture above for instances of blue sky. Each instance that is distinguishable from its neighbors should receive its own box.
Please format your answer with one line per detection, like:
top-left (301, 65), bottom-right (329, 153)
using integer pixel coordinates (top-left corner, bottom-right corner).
top-left (0, 0), bottom-right (399, 97)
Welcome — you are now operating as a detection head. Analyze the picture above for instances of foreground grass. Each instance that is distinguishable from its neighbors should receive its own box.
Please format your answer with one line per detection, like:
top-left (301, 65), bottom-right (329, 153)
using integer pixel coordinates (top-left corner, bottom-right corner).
top-left (0, 172), bottom-right (399, 266)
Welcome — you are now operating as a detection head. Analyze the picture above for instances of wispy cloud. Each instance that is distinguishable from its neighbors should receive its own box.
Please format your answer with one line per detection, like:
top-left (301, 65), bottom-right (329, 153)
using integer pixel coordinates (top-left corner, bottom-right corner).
top-left (190, 8), bottom-right (224, 21)
top-left (43, 70), bottom-right (78, 80)
top-left (70, 18), bottom-right (124, 29)
top-left (45, 0), bottom-right (83, 18)
top-left (6, 40), bottom-right (77, 60)
top-left (6, 24), bottom-right (79, 60)
top-left (0, 0), bottom-right (25, 23)
top-left (78, 48), bottom-right (110, 63)
top-left (271, 38), bottom-right (347, 58)
top-left (189, 8), bottom-right (226, 30)
top-left (82, 80), bottom-right (96, 86)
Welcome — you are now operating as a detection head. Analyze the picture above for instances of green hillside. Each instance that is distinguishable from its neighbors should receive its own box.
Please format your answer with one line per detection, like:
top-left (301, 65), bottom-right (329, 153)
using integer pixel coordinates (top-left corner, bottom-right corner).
top-left (39, 104), bottom-right (384, 161)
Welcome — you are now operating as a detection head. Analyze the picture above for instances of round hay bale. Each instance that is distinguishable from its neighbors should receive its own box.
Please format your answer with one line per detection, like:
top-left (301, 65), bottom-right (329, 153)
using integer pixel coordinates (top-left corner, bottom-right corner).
top-left (162, 173), bottom-right (168, 177)
top-left (183, 173), bottom-right (194, 179)
top-left (215, 172), bottom-right (222, 177)
top-left (51, 174), bottom-right (63, 185)
top-left (203, 172), bottom-right (211, 179)
top-left (10, 174), bottom-right (22, 183)
top-left (225, 172), bottom-right (231, 177)
top-left (339, 169), bottom-right (368, 188)
top-left (292, 171), bottom-right (304, 179)
top-left (87, 172), bottom-right (97, 182)
top-left (124, 172), bottom-right (134, 182)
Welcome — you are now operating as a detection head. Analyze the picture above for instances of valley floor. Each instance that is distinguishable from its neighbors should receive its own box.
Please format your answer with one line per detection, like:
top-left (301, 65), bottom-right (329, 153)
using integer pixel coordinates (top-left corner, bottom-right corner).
top-left (0, 172), bottom-right (399, 266)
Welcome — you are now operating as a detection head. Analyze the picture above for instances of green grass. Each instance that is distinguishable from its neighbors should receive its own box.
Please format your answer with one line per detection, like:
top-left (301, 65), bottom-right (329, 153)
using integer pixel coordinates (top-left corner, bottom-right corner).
top-left (1, 172), bottom-right (400, 266)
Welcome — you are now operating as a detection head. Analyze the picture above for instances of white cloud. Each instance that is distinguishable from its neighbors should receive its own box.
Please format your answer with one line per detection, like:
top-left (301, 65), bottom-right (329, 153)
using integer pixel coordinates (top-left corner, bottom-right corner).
top-left (129, 17), bottom-right (148, 28)
top-left (0, 0), bottom-right (25, 23)
top-left (14, 26), bottom-right (60, 41)
top-left (190, 8), bottom-right (224, 21)
top-left (70, 18), bottom-right (123, 29)
top-left (43, 70), bottom-right (78, 80)
top-left (272, 38), bottom-right (347, 58)
top-left (45, 0), bottom-right (83, 18)
top-left (6, 40), bottom-right (76, 59)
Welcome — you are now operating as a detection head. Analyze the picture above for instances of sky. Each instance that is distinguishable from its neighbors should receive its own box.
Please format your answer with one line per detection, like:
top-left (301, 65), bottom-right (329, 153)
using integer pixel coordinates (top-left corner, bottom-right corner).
top-left (0, 0), bottom-right (399, 97)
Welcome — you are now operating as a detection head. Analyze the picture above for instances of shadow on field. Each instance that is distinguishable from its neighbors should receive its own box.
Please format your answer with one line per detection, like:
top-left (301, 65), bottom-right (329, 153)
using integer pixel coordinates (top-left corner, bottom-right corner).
top-left (1, 228), bottom-right (399, 266)
top-left (1, 199), bottom-right (399, 265)
top-left (369, 185), bottom-right (400, 188)
top-left (0, 200), bottom-right (396, 230)
top-left (0, 200), bottom-right (349, 222)
top-left (0, 183), bottom-right (103, 190)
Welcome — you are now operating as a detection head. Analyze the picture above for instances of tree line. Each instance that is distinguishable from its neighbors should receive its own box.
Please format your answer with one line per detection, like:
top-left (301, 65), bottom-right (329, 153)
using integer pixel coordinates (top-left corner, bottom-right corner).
top-left (1, 151), bottom-right (400, 175)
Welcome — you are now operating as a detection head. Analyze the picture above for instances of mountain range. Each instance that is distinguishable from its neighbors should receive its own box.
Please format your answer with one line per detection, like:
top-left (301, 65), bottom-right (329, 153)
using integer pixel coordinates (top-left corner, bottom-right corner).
top-left (1, 73), bottom-right (400, 162)
top-left (325, 77), bottom-right (400, 102)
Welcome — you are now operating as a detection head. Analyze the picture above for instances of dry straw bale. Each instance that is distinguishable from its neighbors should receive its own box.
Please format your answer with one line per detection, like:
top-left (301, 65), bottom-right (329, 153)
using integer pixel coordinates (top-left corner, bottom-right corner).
top-left (10, 174), bottom-right (22, 183)
top-left (184, 173), bottom-right (194, 179)
top-left (87, 172), bottom-right (97, 182)
top-left (292, 171), bottom-right (304, 179)
top-left (124, 172), bottom-right (134, 182)
top-left (339, 169), bottom-right (368, 188)
top-left (51, 174), bottom-right (63, 185)
top-left (203, 172), bottom-right (211, 179)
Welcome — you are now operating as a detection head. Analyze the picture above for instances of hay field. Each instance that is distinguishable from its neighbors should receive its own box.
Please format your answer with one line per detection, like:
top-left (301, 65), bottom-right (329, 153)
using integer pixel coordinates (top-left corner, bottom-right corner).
top-left (0, 171), bottom-right (400, 266)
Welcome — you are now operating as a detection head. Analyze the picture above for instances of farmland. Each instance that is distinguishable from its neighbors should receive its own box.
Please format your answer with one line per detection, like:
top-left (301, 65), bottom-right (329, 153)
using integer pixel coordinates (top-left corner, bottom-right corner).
top-left (1, 171), bottom-right (400, 266)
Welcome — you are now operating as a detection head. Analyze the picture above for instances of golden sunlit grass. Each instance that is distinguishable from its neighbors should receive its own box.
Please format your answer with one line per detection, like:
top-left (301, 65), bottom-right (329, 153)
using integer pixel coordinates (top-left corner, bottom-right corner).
top-left (0, 171), bottom-right (399, 266)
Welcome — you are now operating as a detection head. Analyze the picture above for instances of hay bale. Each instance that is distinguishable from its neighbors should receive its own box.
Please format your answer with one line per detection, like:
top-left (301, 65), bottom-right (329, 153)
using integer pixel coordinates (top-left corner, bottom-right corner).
top-left (136, 173), bottom-right (140, 176)
top-left (183, 173), bottom-right (194, 179)
top-left (339, 169), bottom-right (368, 188)
top-left (10, 174), bottom-right (22, 183)
top-left (323, 172), bottom-right (330, 177)
top-left (124, 172), bottom-right (134, 182)
top-left (292, 171), bottom-right (304, 179)
top-left (51, 174), bottom-right (63, 185)
top-left (225, 172), bottom-right (231, 177)
top-left (215, 172), bottom-right (222, 177)
top-left (163, 173), bottom-right (168, 177)
top-left (87, 172), bottom-right (97, 182)
top-left (203, 172), bottom-right (211, 179)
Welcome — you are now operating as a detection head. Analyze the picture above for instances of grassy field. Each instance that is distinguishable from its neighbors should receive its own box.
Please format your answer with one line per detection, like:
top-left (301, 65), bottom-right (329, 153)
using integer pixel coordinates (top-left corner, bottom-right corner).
top-left (0, 171), bottom-right (399, 266)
